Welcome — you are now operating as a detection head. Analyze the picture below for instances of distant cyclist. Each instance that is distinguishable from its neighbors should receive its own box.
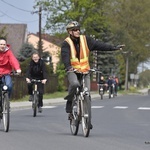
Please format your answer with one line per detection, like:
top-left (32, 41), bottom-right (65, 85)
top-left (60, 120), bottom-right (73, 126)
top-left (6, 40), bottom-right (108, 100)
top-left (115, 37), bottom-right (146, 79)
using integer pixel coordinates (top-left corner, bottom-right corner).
top-left (98, 76), bottom-right (107, 93)
top-left (26, 52), bottom-right (47, 113)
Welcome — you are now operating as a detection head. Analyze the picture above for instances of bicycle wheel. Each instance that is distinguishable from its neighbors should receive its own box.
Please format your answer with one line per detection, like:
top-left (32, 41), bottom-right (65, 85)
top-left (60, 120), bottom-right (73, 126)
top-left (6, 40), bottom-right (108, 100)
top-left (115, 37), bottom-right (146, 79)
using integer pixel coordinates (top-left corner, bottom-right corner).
top-left (0, 99), bottom-right (2, 124)
top-left (32, 93), bottom-right (38, 117)
top-left (81, 95), bottom-right (91, 137)
top-left (108, 86), bottom-right (111, 99)
top-left (112, 86), bottom-right (115, 98)
top-left (70, 96), bottom-right (80, 135)
top-left (2, 93), bottom-right (10, 132)
top-left (99, 87), bottom-right (103, 100)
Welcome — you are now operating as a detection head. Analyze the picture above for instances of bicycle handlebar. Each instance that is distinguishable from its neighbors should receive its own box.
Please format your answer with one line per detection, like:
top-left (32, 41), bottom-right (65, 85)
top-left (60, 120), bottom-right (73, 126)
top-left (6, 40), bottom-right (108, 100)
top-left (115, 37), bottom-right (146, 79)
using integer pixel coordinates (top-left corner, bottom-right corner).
top-left (73, 68), bottom-right (102, 74)
top-left (31, 79), bottom-right (42, 83)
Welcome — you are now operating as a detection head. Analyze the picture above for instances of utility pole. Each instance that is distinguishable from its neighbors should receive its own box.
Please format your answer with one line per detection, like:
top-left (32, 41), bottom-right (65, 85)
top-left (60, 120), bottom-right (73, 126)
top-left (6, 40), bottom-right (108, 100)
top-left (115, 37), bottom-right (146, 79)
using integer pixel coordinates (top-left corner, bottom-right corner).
top-left (125, 55), bottom-right (129, 91)
top-left (38, 6), bottom-right (42, 57)
top-left (122, 51), bottom-right (132, 91)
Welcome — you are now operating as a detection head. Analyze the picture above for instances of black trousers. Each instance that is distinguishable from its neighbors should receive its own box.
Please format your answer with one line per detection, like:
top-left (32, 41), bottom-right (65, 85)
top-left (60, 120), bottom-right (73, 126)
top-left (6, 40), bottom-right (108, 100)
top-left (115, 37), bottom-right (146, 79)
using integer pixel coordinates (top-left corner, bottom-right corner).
top-left (27, 83), bottom-right (44, 107)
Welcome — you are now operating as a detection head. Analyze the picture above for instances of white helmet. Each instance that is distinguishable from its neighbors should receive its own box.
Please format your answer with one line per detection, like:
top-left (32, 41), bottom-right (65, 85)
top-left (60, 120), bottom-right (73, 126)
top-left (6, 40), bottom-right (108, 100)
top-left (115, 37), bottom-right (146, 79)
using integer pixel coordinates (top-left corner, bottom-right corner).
top-left (66, 21), bottom-right (80, 31)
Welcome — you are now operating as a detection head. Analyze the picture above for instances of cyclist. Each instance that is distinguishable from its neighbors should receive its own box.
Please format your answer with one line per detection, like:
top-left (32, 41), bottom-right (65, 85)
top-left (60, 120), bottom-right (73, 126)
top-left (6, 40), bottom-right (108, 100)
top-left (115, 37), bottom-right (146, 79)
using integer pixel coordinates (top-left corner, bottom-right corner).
top-left (98, 76), bottom-right (107, 94)
top-left (61, 21), bottom-right (124, 114)
top-left (26, 51), bottom-right (47, 113)
top-left (106, 76), bottom-right (115, 97)
top-left (0, 37), bottom-right (21, 98)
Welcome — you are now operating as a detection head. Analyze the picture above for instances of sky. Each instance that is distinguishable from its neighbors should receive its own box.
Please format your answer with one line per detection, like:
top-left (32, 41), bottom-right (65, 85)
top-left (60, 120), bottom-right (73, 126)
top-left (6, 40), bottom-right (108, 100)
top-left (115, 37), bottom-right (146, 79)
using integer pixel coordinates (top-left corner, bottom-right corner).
top-left (0, 0), bottom-right (46, 33)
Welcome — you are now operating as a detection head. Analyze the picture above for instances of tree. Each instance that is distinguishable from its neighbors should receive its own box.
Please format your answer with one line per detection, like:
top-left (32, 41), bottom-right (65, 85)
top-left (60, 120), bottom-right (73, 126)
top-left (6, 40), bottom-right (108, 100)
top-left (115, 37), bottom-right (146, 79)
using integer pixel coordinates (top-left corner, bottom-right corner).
top-left (34, 0), bottom-right (150, 85)
top-left (34, 0), bottom-right (111, 39)
top-left (18, 43), bottom-right (36, 61)
top-left (0, 26), bottom-right (7, 39)
top-left (105, 0), bottom-right (150, 73)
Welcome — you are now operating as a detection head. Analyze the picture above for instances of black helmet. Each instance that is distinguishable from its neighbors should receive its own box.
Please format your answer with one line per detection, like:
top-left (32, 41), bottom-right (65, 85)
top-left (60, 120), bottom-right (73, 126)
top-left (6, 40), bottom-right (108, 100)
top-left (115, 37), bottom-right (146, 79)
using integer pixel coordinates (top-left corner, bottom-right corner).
top-left (66, 21), bottom-right (80, 31)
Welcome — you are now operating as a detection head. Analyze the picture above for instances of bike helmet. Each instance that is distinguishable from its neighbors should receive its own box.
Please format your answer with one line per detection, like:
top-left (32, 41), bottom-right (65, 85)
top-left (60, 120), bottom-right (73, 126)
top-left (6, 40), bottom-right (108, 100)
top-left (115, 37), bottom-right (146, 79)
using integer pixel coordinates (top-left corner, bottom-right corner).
top-left (66, 21), bottom-right (80, 31)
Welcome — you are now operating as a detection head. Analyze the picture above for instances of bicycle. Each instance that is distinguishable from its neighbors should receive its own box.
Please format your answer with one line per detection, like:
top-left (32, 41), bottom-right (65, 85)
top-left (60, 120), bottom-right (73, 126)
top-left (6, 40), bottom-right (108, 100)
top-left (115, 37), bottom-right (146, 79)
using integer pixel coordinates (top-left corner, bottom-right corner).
top-left (69, 69), bottom-right (95, 137)
top-left (97, 83), bottom-right (105, 100)
top-left (108, 84), bottom-right (115, 99)
top-left (0, 72), bottom-right (19, 132)
top-left (30, 79), bottom-right (42, 117)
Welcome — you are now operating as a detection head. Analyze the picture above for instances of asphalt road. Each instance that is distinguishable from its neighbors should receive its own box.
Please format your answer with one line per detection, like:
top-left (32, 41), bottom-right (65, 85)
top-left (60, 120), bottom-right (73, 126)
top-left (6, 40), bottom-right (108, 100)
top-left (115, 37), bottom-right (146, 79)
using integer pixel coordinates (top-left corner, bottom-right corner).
top-left (0, 94), bottom-right (150, 150)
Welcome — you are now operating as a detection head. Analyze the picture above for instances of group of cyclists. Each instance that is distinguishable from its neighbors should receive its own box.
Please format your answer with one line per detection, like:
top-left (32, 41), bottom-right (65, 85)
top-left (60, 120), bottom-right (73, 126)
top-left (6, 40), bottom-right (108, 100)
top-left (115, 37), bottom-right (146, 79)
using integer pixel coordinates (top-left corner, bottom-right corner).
top-left (0, 21), bottom-right (124, 134)
top-left (98, 75), bottom-right (119, 97)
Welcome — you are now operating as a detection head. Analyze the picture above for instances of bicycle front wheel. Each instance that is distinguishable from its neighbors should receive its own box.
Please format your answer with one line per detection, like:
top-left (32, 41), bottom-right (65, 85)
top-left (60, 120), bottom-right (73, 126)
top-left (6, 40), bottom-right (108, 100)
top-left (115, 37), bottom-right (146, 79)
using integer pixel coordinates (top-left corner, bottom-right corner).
top-left (32, 93), bottom-right (38, 117)
top-left (81, 95), bottom-right (91, 137)
top-left (2, 93), bottom-right (10, 132)
top-left (70, 96), bottom-right (80, 135)
top-left (108, 87), bottom-right (111, 99)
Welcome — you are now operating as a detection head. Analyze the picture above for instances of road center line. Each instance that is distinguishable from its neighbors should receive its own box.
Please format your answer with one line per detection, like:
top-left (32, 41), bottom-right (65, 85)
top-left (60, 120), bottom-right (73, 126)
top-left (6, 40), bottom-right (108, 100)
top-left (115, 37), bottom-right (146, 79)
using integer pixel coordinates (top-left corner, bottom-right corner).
top-left (92, 106), bottom-right (104, 108)
top-left (138, 107), bottom-right (150, 110)
top-left (113, 106), bottom-right (128, 109)
top-left (43, 106), bottom-right (56, 108)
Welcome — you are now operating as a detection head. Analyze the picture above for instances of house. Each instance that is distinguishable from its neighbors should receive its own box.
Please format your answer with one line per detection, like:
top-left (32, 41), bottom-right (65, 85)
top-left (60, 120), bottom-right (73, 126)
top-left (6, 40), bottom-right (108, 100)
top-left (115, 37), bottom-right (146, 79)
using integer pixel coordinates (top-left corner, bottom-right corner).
top-left (27, 33), bottom-right (61, 73)
top-left (0, 23), bottom-right (27, 56)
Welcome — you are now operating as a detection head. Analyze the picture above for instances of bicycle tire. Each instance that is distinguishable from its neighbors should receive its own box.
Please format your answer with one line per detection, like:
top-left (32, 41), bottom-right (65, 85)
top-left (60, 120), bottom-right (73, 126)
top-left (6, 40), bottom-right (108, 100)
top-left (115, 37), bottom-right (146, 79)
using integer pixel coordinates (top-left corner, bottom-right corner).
top-left (33, 93), bottom-right (38, 117)
top-left (2, 93), bottom-right (10, 132)
top-left (112, 86), bottom-right (115, 98)
top-left (99, 87), bottom-right (103, 100)
top-left (109, 86), bottom-right (111, 99)
top-left (70, 96), bottom-right (80, 135)
top-left (81, 95), bottom-right (91, 137)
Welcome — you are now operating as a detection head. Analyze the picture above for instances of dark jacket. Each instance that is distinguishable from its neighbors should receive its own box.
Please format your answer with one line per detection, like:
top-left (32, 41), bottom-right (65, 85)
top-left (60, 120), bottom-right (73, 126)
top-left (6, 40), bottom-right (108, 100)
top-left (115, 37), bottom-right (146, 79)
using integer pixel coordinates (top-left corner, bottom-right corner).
top-left (61, 35), bottom-right (118, 71)
top-left (26, 59), bottom-right (47, 80)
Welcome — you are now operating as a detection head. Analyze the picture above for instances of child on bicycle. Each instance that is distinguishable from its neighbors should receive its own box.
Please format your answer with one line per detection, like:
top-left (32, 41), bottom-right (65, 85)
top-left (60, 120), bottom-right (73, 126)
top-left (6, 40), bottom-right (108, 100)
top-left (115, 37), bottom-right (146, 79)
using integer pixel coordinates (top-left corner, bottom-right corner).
top-left (26, 51), bottom-right (47, 113)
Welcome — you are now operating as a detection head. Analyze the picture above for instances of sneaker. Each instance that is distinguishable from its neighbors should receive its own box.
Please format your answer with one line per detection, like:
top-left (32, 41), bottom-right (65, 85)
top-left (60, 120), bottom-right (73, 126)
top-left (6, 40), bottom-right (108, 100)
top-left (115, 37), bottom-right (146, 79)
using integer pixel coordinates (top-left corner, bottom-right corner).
top-left (65, 100), bottom-right (72, 113)
top-left (29, 95), bottom-right (33, 102)
top-left (38, 106), bottom-right (42, 113)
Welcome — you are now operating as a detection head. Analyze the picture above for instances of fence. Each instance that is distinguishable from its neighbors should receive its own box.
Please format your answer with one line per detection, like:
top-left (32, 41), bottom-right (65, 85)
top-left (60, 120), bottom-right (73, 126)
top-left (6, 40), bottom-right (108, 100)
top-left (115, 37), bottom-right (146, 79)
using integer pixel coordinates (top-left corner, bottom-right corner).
top-left (11, 75), bottom-right (58, 100)
top-left (11, 75), bottom-right (98, 100)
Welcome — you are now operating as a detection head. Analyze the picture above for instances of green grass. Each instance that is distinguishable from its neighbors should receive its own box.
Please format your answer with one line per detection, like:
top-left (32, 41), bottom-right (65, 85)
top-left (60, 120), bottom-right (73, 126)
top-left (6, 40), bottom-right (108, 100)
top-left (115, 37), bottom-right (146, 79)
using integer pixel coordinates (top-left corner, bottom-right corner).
top-left (11, 91), bottom-right (68, 102)
top-left (43, 91), bottom-right (68, 99)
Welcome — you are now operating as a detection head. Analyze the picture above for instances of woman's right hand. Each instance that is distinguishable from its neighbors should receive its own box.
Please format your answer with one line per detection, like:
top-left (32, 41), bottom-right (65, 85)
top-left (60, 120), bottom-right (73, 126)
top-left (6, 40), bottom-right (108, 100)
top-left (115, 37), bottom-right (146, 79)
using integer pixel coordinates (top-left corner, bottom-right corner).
top-left (26, 78), bottom-right (31, 83)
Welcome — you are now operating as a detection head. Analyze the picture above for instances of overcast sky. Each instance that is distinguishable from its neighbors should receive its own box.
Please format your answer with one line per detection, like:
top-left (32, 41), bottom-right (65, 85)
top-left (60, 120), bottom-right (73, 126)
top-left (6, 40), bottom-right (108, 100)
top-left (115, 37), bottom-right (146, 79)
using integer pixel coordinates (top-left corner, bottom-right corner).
top-left (0, 0), bottom-right (46, 33)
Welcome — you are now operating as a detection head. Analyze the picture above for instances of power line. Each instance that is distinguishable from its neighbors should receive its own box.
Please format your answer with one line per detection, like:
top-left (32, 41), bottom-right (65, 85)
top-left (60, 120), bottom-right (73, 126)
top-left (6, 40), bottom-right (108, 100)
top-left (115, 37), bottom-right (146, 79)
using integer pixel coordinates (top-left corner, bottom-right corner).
top-left (1, 0), bottom-right (32, 13)
top-left (0, 10), bottom-right (38, 23)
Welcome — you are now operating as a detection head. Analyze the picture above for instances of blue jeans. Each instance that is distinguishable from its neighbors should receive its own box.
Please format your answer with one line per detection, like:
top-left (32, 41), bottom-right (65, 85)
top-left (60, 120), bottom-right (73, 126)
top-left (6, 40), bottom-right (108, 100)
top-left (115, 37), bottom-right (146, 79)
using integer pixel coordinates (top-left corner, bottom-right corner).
top-left (1, 75), bottom-right (13, 98)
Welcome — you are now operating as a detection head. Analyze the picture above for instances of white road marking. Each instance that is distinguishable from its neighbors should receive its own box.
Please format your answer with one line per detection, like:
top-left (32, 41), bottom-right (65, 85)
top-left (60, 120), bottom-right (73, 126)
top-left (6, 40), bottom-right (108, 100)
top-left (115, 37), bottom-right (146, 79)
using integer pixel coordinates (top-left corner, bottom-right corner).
top-left (113, 106), bottom-right (128, 109)
top-left (43, 106), bottom-right (56, 108)
top-left (138, 107), bottom-right (150, 110)
top-left (92, 106), bottom-right (104, 108)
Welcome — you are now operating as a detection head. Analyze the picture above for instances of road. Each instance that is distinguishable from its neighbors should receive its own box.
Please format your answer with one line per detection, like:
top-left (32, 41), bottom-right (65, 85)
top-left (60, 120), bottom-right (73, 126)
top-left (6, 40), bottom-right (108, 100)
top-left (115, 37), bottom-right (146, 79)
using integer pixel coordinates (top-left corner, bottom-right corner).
top-left (0, 94), bottom-right (150, 150)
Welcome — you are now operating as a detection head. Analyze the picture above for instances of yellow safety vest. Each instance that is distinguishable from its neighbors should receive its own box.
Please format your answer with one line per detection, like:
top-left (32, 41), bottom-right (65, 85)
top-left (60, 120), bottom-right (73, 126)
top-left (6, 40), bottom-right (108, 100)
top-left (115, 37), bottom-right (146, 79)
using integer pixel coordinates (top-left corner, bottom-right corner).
top-left (65, 35), bottom-right (90, 73)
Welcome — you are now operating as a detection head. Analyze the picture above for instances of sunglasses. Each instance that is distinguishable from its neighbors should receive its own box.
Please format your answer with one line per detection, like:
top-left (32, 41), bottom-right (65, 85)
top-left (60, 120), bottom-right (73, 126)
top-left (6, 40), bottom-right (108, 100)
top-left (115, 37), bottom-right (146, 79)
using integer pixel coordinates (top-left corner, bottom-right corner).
top-left (72, 28), bottom-right (80, 32)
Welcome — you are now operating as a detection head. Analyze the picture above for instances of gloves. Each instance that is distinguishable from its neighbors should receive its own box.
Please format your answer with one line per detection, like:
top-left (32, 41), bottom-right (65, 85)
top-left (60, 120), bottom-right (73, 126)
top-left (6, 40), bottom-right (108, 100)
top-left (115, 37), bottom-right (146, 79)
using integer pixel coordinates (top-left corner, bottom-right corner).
top-left (26, 78), bottom-right (31, 83)
top-left (42, 79), bottom-right (47, 84)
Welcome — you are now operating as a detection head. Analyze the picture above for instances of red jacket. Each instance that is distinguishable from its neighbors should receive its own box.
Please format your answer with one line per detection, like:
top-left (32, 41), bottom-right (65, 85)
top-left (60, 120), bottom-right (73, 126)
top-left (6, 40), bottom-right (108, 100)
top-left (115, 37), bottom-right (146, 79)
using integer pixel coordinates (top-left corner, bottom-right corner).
top-left (0, 45), bottom-right (20, 74)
